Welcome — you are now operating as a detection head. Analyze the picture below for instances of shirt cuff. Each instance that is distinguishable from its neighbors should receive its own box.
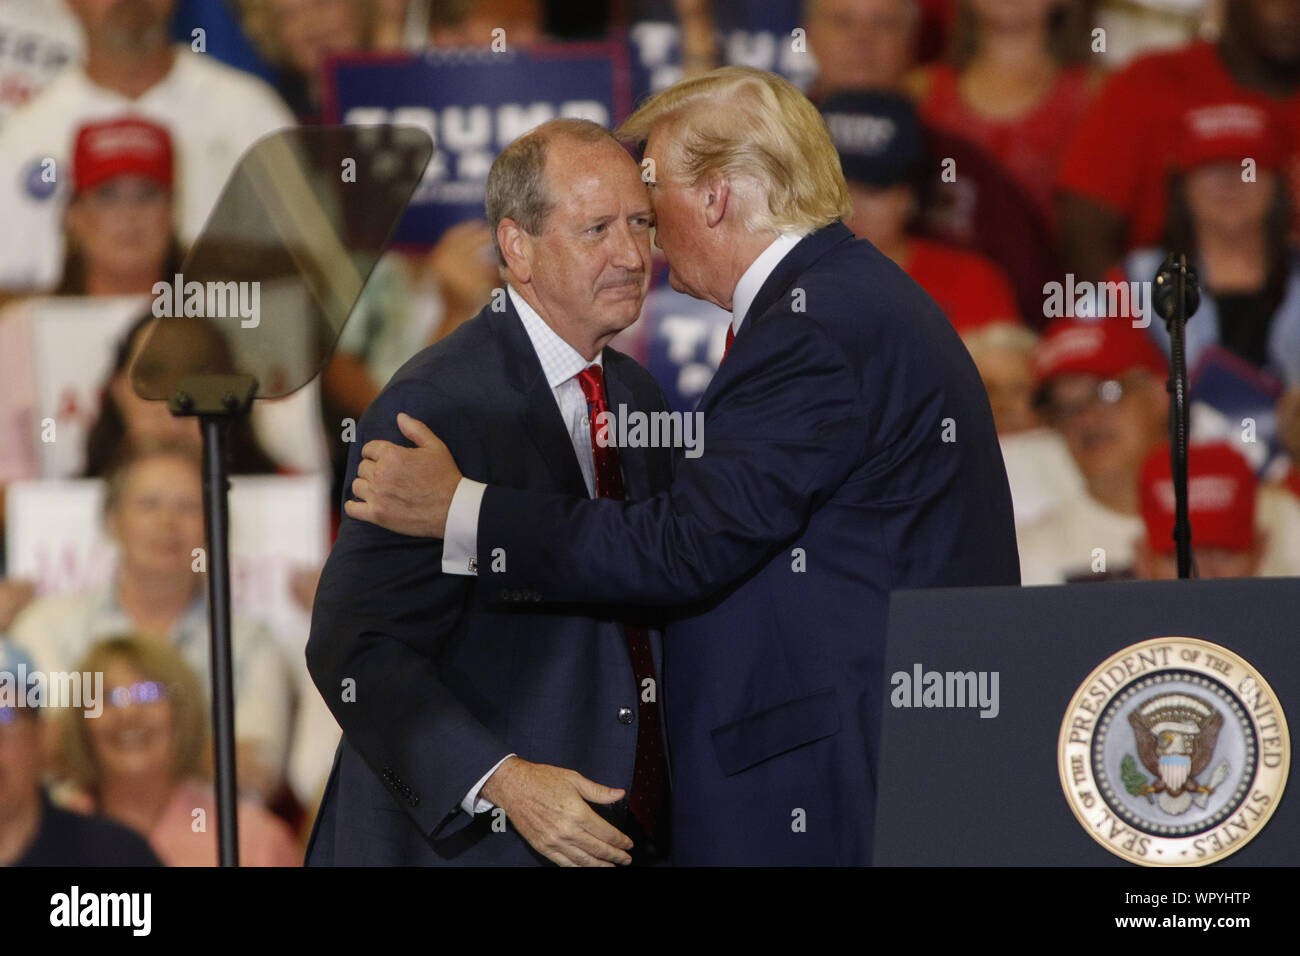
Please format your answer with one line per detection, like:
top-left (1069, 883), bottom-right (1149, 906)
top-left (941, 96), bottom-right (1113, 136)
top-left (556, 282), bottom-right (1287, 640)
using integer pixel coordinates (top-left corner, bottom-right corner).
top-left (461, 753), bottom-right (517, 815)
top-left (441, 477), bottom-right (487, 575)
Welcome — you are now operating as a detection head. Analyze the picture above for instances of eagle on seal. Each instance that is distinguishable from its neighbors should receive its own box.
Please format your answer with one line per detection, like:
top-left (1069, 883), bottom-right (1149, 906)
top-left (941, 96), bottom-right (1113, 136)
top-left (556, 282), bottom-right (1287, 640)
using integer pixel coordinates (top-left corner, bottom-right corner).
top-left (1128, 693), bottom-right (1224, 804)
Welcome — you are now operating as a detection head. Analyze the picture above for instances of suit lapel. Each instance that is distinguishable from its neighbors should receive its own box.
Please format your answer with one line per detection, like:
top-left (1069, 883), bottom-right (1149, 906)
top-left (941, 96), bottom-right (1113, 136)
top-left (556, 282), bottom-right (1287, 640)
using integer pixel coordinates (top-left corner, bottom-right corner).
top-left (485, 297), bottom-right (589, 498)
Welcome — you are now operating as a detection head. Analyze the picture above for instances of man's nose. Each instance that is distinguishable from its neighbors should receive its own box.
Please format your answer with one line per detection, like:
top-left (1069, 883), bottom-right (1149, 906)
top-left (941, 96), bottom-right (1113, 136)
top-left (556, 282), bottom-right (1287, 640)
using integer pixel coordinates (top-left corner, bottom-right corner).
top-left (609, 220), bottom-right (644, 269)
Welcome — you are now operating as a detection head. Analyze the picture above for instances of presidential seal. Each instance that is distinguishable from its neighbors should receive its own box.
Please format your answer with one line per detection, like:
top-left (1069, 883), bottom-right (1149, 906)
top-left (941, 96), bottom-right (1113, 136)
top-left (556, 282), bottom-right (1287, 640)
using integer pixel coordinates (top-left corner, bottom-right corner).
top-left (1058, 637), bottom-right (1289, 866)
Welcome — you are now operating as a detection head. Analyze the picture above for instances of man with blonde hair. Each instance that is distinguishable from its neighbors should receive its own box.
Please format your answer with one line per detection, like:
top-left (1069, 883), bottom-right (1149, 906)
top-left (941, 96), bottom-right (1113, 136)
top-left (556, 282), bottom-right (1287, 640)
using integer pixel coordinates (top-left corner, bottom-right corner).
top-left (348, 67), bottom-right (1020, 865)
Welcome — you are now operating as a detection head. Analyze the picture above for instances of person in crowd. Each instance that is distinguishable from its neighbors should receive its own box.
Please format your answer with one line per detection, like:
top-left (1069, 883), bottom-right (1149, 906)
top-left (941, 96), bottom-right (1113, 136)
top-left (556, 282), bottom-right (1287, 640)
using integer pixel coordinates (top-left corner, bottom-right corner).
top-left (237, 0), bottom-right (375, 121)
top-left (54, 116), bottom-right (183, 297)
top-left (1134, 441), bottom-right (1265, 580)
top-left (962, 321), bottom-right (1041, 435)
top-left (1093, 0), bottom-right (1219, 69)
top-left (805, 0), bottom-right (922, 97)
top-left (798, 0), bottom-right (1060, 324)
top-left (0, 0), bottom-right (83, 129)
top-left (0, 641), bottom-right (161, 866)
top-left (8, 444), bottom-right (292, 800)
top-left (1114, 107), bottom-right (1300, 385)
top-left (0, 0), bottom-right (295, 293)
top-left (57, 636), bottom-right (300, 866)
top-left (910, 0), bottom-right (1098, 232)
top-left (1059, 0), bottom-right (1300, 281)
top-left (963, 321), bottom-right (1086, 527)
top-left (81, 314), bottom-right (280, 479)
top-left (1017, 318), bottom-right (1169, 583)
top-left (0, 117), bottom-right (191, 496)
top-left (824, 89), bottom-right (1022, 333)
top-left (427, 0), bottom-right (543, 47)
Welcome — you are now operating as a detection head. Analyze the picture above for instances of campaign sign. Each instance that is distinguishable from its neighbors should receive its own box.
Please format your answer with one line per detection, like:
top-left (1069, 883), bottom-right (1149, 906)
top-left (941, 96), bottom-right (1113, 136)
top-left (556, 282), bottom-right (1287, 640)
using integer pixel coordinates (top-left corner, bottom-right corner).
top-left (0, 296), bottom-right (144, 481)
top-left (324, 43), bottom-right (630, 245)
top-left (1189, 346), bottom-right (1287, 479)
top-left (625, 0), bottom-right (815, 104)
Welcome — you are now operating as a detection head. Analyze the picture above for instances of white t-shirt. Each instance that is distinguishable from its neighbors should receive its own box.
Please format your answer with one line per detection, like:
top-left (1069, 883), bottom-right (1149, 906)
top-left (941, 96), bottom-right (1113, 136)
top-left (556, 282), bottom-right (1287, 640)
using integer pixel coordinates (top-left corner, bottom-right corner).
top-left (999, 427), bottom-right (1085, 529)
top-left (0, 0), bottom-right (82, 127)
top-left (0, 46), bottom-right (294, 291)
top-left (1017, 491), bottom-right (1145, 585)
top-left (1256, 484), bottom-right (1300, 577)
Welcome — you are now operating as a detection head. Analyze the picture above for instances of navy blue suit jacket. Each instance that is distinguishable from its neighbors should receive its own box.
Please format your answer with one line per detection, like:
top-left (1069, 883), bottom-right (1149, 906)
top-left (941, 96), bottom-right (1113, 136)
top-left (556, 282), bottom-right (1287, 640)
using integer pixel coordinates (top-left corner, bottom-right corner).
top-left (304, 298), bottom-right (674, 865)
top-left (478, 223), bottom-right (1021, 865)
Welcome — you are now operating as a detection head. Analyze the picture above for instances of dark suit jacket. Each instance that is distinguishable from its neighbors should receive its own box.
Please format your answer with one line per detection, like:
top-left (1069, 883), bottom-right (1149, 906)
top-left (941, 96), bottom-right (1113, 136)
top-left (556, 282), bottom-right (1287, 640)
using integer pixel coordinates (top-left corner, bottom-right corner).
top-left (477, 223), bottom-right (1021, 865)
top-left (304, 297), bottom-right (674, 865)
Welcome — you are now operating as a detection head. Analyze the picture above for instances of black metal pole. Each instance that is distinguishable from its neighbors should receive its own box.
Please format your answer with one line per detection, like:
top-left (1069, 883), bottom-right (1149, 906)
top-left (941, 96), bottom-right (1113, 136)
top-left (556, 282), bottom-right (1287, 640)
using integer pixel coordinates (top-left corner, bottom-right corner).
top-left (1169, 273), bottom-right (1191, 578)
top-left (1154, 253), bottom-right (1200, 580)
top-left (199, 414), bottom-right (240, 866)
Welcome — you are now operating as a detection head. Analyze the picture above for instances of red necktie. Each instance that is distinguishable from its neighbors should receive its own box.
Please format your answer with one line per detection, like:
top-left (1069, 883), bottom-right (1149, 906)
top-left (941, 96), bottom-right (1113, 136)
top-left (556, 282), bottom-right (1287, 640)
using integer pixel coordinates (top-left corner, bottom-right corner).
top-left (575, 364), bottom-right (666, 838)
top-left (723, 324), bottom-right (735, 363)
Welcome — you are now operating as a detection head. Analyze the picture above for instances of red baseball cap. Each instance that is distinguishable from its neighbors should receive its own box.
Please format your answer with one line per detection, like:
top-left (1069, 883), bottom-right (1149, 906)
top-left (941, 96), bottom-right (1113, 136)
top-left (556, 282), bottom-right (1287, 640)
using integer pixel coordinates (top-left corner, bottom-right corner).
top-left (1172, 101), bottom-right (1287, 174)
top-left (1034, 318), bottom-right (1168, 387)
top-left (1140, 442), bottom-right (1257, 555)
top-left (72, 117), bottom-right (174, 195)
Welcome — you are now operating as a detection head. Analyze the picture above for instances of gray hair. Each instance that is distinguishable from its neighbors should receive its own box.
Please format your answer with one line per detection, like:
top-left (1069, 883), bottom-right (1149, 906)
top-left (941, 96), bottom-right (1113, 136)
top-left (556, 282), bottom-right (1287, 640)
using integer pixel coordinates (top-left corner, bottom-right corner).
top-left (484, 118), bottom-right (622, 265)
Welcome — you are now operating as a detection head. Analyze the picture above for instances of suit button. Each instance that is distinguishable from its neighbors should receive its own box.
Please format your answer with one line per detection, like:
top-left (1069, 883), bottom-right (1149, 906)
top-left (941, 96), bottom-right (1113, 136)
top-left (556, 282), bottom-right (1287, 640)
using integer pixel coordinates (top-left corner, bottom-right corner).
top-left (617, 707), bottom-right (634, 724)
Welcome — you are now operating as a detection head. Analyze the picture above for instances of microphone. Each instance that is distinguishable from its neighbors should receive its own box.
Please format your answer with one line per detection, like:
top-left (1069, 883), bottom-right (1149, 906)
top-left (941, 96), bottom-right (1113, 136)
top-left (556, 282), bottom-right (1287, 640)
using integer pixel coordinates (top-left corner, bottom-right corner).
top-left (1152, 254), bottom-right (1201, 326)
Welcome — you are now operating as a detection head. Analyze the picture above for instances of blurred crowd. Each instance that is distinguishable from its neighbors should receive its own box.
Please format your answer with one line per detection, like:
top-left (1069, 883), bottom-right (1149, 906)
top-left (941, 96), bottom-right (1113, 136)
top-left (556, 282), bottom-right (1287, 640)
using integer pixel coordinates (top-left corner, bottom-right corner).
top-left (1, 0), bottom-right (1299, 866)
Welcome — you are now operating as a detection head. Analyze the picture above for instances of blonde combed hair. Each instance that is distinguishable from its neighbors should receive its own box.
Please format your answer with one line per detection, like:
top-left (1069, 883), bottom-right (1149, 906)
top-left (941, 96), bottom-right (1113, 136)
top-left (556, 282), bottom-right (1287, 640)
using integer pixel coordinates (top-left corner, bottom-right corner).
top-left (618, 66), bottom-right (852, 236)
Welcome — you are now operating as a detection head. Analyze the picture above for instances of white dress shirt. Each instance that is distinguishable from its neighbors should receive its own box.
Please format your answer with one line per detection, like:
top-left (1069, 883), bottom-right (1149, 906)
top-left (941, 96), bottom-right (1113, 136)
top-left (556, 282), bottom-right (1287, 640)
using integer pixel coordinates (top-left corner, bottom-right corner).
top-left (444, 284), bottom-right (605, 814)
top-left (728, 232), bottom-right (804, 337)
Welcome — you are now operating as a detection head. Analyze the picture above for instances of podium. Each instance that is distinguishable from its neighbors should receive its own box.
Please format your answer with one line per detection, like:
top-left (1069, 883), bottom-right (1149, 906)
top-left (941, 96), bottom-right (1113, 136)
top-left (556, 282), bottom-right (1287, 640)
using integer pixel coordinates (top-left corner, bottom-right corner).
top-left (874, 578), bottom-right (1296, 866)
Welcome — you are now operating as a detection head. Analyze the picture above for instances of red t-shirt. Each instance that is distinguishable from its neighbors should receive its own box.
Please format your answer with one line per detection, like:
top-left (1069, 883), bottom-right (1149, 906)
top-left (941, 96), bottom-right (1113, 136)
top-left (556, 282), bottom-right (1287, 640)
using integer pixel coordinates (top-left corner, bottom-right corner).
top-left (918, 62), bottom-right (1093, 230)
top-left (904, 236), bottom-right (1022, 334)
top-left (1058, 41), bottom-right (1300, 250)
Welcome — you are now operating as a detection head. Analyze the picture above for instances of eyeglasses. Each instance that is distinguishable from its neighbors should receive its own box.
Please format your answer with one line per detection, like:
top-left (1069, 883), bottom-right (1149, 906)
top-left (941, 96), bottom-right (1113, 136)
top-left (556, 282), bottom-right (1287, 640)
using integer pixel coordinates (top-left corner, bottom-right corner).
top-left (1046, 377), bottom-right (1134, 421)
top-left (106, 681), bottom-right (169, 709)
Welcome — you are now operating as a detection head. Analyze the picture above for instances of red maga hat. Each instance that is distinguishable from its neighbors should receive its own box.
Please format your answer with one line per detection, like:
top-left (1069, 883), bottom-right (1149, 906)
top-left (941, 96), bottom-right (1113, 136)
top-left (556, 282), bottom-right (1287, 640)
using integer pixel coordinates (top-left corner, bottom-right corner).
top-left (1172, 101), bottom-right (1287, 174)
top-left (1034, 318), bottom-right (1168, 386)
top-left (1140, 442), bottom-right (1257, 555)
top-left (72, 116), bottom-right (174, 195)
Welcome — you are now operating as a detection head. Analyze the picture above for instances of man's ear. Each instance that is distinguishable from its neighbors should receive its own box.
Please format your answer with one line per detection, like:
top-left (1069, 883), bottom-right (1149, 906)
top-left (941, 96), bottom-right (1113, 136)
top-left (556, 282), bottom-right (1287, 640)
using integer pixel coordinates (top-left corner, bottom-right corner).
top-left (497, 218), bottom-right (533, 284)
top-left (701, 174), bottom-right (730, 229)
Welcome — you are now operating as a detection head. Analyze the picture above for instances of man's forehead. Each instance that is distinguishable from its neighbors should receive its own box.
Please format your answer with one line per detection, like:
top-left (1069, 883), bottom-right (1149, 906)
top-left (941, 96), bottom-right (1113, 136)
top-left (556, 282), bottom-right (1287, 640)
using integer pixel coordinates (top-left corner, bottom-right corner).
top-left (546, 145), bottom-right (648, 210)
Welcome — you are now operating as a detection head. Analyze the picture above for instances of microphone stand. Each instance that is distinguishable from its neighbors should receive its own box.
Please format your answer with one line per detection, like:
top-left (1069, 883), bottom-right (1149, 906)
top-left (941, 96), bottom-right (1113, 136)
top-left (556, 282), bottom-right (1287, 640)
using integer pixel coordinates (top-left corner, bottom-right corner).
top-left (170, 372), bottom-right (259, 866)
top-left (1152, 253), bottom-right (1201, 579)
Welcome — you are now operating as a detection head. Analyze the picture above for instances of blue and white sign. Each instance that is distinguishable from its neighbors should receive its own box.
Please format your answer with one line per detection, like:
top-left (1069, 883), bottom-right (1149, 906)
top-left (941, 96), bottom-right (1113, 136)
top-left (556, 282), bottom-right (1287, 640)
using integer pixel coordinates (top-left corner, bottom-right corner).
top-left (326, 43), bottom-right (629, 244)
